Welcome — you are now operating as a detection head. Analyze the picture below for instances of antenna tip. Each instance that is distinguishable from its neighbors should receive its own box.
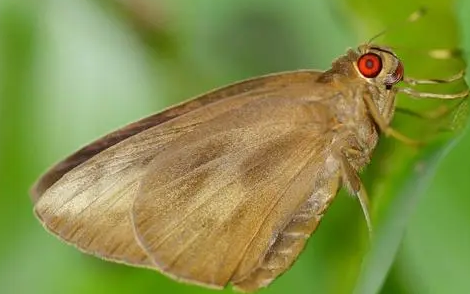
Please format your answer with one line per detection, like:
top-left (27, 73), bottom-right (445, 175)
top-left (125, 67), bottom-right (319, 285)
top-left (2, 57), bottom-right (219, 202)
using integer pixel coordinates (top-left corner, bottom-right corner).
top-left (428, 48), bottom-right (463, 59)
top-left (418, 6), bottom-right (428, 15)
top-left (409, 7), bottom-right (427, 22)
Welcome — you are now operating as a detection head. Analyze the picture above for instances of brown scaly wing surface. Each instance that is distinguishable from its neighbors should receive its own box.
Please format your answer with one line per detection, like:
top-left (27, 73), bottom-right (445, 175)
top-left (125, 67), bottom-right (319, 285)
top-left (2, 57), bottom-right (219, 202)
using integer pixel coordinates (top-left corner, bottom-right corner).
top-left (33, 70), bottom-right (341, 290)
top-left (31, 71), bottom-right (322, 202)
top-left (131, 75), bottom-right (343, 290)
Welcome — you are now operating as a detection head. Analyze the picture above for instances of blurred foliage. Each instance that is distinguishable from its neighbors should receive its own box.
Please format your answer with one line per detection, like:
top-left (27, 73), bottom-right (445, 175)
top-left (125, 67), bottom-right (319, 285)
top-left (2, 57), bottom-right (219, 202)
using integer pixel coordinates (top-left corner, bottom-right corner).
top-left (0, 0), bottom-right (469, 294)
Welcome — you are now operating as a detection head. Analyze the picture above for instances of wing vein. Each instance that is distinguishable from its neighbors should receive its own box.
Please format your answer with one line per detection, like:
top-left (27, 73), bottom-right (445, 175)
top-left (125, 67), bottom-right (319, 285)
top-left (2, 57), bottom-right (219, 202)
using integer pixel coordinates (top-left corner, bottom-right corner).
top-left (142, 134), bottom-right (287, 250)
top-left (227, 135), bottom-right (328, 280)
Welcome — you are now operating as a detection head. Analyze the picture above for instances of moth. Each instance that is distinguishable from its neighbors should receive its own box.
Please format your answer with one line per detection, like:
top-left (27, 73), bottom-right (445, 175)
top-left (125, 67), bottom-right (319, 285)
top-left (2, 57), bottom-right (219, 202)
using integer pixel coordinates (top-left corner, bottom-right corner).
top-left (31, 39), bottom-right (468, 292)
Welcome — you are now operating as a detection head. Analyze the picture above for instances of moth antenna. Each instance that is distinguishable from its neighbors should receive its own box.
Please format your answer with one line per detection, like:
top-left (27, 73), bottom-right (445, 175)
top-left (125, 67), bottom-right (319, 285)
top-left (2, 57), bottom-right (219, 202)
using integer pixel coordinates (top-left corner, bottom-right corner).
top-left (367, 7), bottom-right (427, 45)
top-left (427, 48), bottom-right (463, 60)
top-left (385, 47), bottom-right (464, 60)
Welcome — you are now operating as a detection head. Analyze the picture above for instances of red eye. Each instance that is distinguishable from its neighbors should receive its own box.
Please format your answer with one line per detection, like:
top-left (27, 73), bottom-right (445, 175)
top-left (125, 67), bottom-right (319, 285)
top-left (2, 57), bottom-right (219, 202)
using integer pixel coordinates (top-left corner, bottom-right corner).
top-left (387, 61), bottom-right (404, 85)
top-left (357, 53), bottom-right (382, 78)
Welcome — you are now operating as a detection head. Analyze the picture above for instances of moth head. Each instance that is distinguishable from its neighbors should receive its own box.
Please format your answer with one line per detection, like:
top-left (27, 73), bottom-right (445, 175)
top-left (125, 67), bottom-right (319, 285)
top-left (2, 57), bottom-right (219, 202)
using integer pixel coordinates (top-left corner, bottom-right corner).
top-left (355, 44), bottom-right (404, 89)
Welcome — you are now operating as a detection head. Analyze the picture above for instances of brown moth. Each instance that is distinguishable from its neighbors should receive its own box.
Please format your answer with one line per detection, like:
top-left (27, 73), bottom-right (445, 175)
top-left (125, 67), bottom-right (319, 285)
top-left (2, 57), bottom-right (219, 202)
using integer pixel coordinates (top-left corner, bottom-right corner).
top-left (31, 41), bottom-right (468, 292)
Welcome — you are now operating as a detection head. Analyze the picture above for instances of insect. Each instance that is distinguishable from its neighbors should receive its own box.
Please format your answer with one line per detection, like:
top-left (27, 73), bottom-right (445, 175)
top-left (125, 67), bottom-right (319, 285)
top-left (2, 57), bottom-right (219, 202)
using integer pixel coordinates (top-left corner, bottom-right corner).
top-left (31, 19), bottom-right (468, 294)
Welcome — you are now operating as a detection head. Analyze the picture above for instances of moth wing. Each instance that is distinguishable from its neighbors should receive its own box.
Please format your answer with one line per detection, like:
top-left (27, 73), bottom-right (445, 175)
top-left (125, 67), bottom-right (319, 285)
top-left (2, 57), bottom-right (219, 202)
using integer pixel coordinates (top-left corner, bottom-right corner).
top-left (32, 91), bottom-right (264, 267)
top-left (132, 90), bottom-right (339, 289)
top-left (31, 70), bottom-right (322, 201)
top-left (33, 70), bottom-right (327, 270)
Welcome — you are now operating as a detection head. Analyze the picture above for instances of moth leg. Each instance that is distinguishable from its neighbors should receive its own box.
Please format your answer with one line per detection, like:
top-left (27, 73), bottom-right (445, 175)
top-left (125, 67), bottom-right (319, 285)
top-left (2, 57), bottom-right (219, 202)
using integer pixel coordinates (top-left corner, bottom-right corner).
top-left (363, 92), bottom-right (421, 146)
top-left (382, 87), bottom-right (398, 120)
top-left (338, 152), bottom-right (372, 235)
top-left (395, 96), bottom-right (468, 121)
top-left (403, 69), bottom-right (465, 86)
top-left (396, 105), bottom-right (450, 120)
top-left (398, 66), bottom-right (469, 99)
top-left (397, 87), bottom-right (469, 100)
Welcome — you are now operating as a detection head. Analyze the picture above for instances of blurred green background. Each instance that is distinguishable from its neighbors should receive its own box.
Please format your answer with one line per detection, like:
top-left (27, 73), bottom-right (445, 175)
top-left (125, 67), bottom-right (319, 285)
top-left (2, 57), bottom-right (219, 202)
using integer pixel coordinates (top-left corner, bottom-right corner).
top-left (1, 0), bottom-right (470, 293)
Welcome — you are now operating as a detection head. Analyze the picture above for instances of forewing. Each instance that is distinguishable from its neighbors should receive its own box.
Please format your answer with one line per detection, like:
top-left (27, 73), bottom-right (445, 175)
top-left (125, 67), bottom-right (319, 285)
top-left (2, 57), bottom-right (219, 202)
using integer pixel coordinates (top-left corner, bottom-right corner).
top-left (132, 92), bottom-right (336, 288)
top-left (32, 91), bottom-right (265, 267)
top-left (31, 70), bottom-right (323, 202)
top-left (33, 70), bottom-right (327, 270)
